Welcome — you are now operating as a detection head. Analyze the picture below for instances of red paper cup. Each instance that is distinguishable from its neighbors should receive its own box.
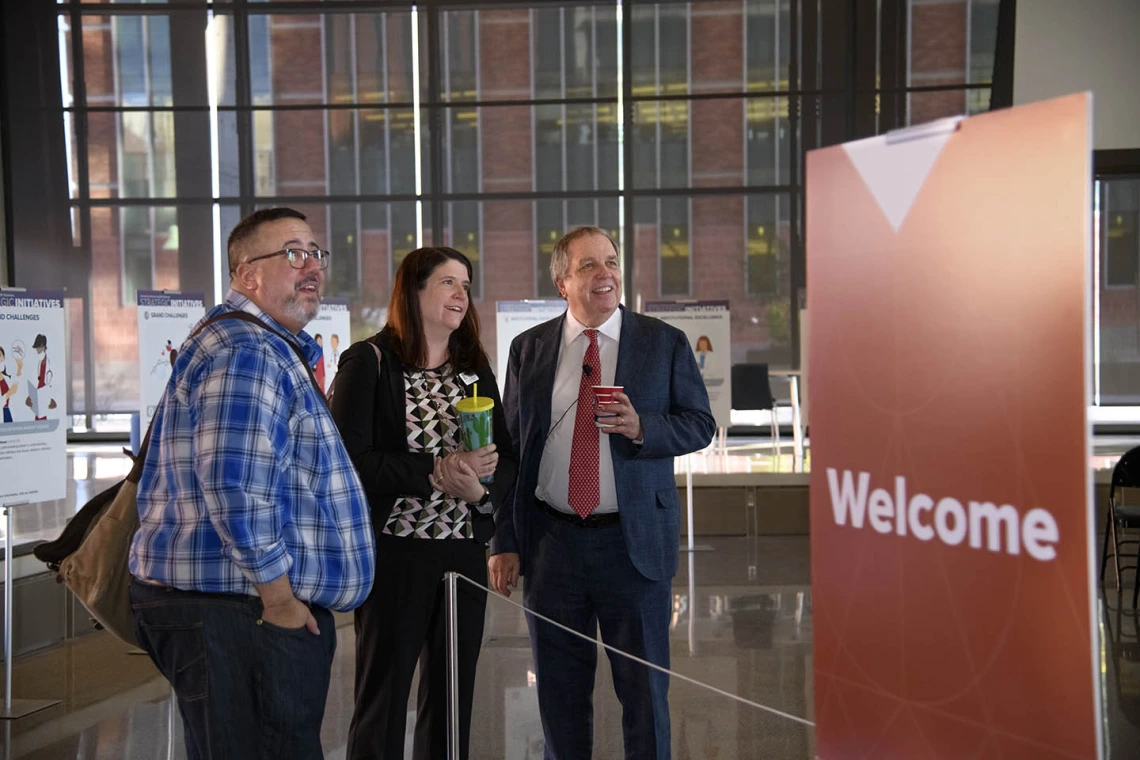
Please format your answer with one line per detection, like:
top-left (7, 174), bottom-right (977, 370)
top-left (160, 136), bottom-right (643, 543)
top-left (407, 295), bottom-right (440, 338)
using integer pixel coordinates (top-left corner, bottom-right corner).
top-left (592, 385), bottom-right (623, 406)
top-left (592, 386), bottom-right (623, 426)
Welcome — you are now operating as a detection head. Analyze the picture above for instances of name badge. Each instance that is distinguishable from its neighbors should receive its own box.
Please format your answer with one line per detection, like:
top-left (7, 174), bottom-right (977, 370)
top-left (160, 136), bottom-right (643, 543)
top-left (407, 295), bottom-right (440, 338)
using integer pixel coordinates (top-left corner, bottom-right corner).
top-left (459, 372), bottom-right (480, 386)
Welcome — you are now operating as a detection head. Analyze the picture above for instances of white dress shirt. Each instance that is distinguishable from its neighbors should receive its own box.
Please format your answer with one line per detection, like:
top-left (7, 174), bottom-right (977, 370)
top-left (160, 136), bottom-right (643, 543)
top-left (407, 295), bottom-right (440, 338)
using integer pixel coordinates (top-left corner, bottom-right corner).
top-left (536, 308), bottom-right (622, 515)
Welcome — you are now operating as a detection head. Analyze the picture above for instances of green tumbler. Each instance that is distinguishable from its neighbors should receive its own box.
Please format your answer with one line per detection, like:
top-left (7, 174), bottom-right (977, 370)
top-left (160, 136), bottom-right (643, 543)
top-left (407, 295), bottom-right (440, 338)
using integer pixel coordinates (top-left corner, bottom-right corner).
top-left (455, 395), bottom-right (494, 484)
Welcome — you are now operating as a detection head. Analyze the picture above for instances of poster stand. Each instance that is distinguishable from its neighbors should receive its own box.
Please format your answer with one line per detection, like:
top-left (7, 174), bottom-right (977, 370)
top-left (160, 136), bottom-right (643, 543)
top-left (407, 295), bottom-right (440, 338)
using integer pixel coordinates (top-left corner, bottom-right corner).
top-left (0, 503), bottom-right (59, 720)
top-left (0, 288), bottom-right (67, 719)
top-left (680, 454), bottom-right (713, 554)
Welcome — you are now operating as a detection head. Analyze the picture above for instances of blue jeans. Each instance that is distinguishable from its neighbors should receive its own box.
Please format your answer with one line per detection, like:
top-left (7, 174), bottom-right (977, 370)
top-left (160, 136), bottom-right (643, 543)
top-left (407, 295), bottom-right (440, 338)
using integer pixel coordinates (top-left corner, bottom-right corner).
top-left (130, 579), bottom-right (337, 760)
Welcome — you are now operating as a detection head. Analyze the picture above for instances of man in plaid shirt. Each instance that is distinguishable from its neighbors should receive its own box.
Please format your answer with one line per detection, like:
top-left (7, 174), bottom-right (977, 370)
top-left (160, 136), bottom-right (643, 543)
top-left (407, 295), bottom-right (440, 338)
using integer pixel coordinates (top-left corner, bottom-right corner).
top-left (129, 207), bottom-right (375, 759)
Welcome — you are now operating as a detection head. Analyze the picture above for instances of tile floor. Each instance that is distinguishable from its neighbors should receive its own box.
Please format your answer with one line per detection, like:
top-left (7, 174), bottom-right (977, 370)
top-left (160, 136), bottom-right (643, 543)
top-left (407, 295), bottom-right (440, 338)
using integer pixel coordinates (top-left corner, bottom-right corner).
top-left (0, 443), bottom-right (1137, 758)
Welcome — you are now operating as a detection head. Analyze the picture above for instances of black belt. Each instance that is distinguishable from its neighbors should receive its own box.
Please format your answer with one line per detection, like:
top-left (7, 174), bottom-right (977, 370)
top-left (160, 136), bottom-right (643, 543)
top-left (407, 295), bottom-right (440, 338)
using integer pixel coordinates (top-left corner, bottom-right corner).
top-left (536, 499), bottom-right (620, 529)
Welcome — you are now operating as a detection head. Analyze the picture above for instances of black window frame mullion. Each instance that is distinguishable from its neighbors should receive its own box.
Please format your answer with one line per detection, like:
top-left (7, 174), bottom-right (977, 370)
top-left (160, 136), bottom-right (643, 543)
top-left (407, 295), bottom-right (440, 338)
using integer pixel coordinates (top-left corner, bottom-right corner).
top-left (71, 0), bottom-right (98, 426)
top-left (426, 5), bottom-right (445, 247)
top-left (232, 0), bottom-right (255, 215)
top-left (788, 0), bottom-right (803, 371)
top-left (620, 0), bottom-right (634, 302)
top-left (851, 0), bottom-right (877, 139)
top-left (61, 81), bottom-right (990, 116)
top-left (989, 0), bottom-right (1016, 110)
top-left (878, 0), bottom-right (907, 132)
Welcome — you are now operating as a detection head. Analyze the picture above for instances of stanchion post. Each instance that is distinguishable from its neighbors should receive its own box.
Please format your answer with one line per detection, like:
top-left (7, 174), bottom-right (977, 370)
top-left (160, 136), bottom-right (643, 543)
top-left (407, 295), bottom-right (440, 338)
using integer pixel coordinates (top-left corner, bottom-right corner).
top-left (445, 572), bottom-right (460, 760)
top-left (790, 376), bottom-right (804, 472)
top-left (0, 502), bottom-right (60, 720)
top-left (3, 504), bottom-right (11, 715)
top-left (680, 455), bottom-right (713, 553)
top-left (687, 550), bottom-right (696, 655)
top-left (167, 685), bottom-right (176, 760)
top-left (686, 453), bottom-right (694, 552)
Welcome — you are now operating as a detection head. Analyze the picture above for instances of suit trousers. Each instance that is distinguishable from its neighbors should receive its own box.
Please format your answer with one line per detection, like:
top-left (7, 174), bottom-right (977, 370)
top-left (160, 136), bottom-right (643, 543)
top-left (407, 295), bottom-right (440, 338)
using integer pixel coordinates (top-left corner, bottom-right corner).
top-left (346, 534), bottom-right (488, 760)
top-left (524, 509), bottom-right (672, 760)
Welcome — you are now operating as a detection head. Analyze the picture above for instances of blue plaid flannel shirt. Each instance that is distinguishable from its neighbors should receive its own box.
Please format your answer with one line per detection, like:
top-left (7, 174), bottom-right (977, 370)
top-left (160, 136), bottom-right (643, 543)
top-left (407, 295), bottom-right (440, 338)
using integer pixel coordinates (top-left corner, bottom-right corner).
top-left (129, 291), bottom-right (375, 611)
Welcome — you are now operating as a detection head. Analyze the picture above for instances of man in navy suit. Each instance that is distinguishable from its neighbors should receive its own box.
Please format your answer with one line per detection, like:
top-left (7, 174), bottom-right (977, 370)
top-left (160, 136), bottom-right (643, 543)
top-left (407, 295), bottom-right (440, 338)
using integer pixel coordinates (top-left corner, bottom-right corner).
top-left (489, 227), bottom-right (715, 759)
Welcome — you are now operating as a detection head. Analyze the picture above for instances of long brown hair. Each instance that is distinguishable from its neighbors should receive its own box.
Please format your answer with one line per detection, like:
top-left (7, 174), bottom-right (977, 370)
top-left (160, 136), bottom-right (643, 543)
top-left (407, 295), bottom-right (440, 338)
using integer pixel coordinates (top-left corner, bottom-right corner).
top-left (382, 247), bottom-right (488, 374)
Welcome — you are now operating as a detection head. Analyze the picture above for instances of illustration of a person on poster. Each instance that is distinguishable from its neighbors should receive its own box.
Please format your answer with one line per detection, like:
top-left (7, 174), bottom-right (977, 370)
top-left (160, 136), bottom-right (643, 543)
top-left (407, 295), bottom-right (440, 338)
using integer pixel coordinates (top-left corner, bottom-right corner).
top-left (0, 346), bottom-right (22, 423)
top-left (151, 339), bottom-right (176, 375)
top-left (695, 335), bottom-right (713, 375)
top-left (25, 334), bottom-right (56, 420)
top-left (312, 333), bottom-right (326, 392)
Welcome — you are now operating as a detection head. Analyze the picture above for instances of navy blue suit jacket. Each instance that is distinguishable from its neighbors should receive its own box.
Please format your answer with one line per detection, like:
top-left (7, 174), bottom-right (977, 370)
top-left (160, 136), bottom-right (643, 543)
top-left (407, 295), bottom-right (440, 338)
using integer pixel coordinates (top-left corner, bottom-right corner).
top-left (491, 307), bottom-right (716, 582)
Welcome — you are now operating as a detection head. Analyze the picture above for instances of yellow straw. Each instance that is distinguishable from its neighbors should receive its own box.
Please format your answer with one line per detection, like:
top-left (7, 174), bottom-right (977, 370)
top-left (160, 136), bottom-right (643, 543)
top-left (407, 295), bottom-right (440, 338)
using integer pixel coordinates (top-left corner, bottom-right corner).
top-left (474, 383), bottom-right (478, 402)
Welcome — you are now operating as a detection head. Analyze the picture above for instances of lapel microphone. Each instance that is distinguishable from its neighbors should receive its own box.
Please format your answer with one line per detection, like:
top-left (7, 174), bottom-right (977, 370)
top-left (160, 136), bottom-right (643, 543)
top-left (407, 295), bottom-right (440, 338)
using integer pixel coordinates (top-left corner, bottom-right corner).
top-left (544, 363), bottom-right (594, 444)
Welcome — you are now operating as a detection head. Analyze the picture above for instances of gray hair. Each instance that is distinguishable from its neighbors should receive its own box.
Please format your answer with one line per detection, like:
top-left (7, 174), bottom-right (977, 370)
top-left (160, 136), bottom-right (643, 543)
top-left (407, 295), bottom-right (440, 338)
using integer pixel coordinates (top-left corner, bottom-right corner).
top-left (549, 226), bottom-right (620, 289)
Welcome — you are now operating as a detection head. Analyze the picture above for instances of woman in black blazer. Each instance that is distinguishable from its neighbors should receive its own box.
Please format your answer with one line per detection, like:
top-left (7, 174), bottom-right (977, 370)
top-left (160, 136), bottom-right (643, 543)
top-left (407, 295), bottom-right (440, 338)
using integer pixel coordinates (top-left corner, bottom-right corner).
top-left (330, 247), bottom-right (517, 760)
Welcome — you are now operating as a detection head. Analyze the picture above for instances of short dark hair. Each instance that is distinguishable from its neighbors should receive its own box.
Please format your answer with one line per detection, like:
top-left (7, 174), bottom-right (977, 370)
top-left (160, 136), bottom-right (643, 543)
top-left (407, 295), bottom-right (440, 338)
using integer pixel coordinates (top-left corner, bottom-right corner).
top-left (383, 247), bottom-right (488, 374)
top-left (32, 334), bottom-right (47, 350)
top-left (227, 207), bottom-right (307, 274)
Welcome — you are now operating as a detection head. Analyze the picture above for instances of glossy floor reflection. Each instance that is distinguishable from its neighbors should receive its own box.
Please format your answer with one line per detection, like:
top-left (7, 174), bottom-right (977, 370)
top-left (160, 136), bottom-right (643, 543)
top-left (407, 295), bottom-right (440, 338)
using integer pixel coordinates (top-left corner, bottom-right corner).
top-left (4, 536), bottom-right (814, 759)
top-left (4, 444), bottom-right (1140, 758)
top-left (4, 535), bottom-right (1139, 758)
top-left (1102, 595), bottom-right (1140, 760)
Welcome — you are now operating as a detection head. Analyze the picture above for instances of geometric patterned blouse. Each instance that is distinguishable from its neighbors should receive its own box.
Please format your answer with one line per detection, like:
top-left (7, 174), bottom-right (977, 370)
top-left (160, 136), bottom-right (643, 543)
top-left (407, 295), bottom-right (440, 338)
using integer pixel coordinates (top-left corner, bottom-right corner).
top-left (382, 364), bottom-right (475, 540)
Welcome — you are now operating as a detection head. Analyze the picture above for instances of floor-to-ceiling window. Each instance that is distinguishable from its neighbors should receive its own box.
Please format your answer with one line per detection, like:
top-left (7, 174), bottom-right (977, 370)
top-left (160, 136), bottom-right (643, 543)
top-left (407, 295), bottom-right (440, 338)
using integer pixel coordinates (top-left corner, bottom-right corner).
top-left (1096, 174), bottom-right (1140, 406)
top-left (32, 0), bottom-right (1004, 425)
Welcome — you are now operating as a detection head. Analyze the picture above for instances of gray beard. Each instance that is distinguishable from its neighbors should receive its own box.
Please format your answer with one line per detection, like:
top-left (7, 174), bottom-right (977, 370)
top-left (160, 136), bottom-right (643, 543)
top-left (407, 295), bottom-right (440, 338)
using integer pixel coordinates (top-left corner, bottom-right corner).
top-left (283, 293), bottom-right (319, 327)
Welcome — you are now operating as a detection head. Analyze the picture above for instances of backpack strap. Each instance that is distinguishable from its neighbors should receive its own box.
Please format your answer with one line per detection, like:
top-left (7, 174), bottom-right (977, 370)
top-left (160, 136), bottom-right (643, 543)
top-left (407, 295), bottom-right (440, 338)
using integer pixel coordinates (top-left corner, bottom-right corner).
top-left (129, 310), bottom-right (324, 482)
top-left (326, 336), bottom-right (383, 406)
top-left (212, 310), bottom-right (326, 403)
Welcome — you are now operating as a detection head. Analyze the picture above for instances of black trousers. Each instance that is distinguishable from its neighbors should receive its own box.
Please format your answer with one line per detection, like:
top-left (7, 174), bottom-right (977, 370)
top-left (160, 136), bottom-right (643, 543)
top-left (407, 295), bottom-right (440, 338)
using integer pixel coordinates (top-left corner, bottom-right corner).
top-left (346, 534), bottom-right (488, 760)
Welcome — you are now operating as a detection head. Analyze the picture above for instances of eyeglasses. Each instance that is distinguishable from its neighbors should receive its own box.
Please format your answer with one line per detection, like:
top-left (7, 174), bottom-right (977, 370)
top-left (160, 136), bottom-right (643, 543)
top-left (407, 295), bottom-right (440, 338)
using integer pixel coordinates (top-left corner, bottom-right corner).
top-left (244, 248), bottom-right (331, 270)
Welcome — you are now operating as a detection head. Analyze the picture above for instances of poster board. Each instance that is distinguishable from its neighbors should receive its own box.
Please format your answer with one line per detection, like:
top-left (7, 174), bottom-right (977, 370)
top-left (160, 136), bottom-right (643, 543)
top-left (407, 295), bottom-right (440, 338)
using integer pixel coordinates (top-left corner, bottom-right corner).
top-left (137, 291), bottom-right (206, 426)
top-left (644, 300), bottom-right (732, 429)
top-left (306, 298), bottom-right (352, 396)
top-left (495, 300), bottom-right (566, 393)
top-left (0, 290), bottom-right (67, 503)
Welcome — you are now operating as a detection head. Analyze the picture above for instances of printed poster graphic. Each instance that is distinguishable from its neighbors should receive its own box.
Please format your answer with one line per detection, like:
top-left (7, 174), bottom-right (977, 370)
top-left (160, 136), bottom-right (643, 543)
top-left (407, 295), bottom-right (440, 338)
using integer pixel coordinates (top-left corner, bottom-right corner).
top-left (305, 298), bottom-right (351, 395)
top-left (0, 290), bottom-right (67, 503)
top-left (644, 301), bottom-right (732, 429)
top-left (496, 301), bottom-right (567, 394)
top-left (137, 291), bottom-right (206, 427)
top-left (808, 94), bottom-right (1099, 758)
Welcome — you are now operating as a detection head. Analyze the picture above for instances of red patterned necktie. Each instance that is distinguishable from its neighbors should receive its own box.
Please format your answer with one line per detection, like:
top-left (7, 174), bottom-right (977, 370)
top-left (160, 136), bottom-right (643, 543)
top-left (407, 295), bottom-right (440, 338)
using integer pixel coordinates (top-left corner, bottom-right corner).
top-left (567, 329), bottom-right (601, 518)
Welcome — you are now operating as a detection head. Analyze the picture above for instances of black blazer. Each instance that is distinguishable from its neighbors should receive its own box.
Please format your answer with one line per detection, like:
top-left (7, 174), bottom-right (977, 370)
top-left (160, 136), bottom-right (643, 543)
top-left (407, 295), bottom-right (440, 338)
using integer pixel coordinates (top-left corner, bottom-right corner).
top-left (329, 331), bottom-right (517, 544)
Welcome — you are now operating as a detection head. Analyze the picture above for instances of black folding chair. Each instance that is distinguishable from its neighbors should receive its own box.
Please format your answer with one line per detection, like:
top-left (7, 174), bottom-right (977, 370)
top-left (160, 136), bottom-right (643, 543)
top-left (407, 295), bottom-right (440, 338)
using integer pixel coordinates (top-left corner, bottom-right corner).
top-left (731, 363), bottom-right (782, 466)
top-left (1100, 446), bottom-right (1140, 607)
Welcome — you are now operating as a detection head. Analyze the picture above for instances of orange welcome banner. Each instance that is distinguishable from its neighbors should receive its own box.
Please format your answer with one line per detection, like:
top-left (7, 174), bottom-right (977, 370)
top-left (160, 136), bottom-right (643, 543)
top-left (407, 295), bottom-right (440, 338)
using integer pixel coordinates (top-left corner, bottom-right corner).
top-left (808, 93), bottom-right (1100, 759)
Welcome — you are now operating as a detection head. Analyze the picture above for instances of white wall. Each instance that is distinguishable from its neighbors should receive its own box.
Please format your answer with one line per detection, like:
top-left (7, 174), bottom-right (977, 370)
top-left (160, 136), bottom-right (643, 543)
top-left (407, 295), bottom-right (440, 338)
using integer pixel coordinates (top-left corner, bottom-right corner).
top-left (1014, 0), bottom-right (1140, 150)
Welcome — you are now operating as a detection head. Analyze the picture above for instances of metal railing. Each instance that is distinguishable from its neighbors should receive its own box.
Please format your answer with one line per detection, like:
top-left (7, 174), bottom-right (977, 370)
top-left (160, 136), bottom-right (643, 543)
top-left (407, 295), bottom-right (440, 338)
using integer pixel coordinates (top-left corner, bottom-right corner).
top-left (442, 571), bottom-right (815, 760)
